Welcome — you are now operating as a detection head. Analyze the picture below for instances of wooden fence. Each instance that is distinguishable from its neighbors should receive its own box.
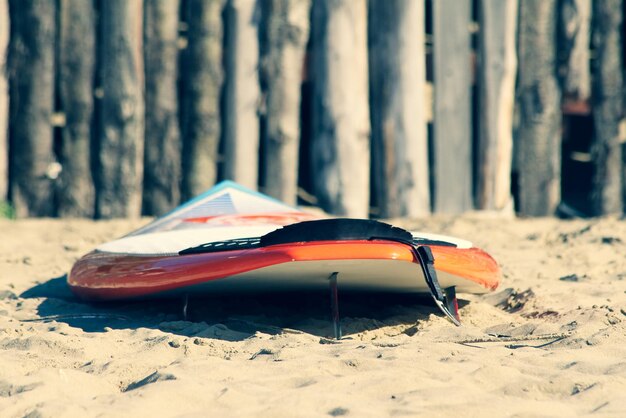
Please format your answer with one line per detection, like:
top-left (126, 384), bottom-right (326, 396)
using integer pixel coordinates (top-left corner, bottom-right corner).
top-left (0, 0), bottom-right (623, 219)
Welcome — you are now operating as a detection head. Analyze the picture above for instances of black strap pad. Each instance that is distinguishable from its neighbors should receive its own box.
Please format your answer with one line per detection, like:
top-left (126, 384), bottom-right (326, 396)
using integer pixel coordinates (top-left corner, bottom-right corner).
top-left (260, 218), bottom-right (414, 246)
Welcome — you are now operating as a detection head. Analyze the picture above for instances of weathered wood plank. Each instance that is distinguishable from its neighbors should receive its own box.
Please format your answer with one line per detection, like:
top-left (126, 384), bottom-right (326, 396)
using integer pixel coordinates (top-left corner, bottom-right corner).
top-left (590, 0), bottom-right (623, 215)
top-left (0, 0), bottom-right (8, 202)
top-left (476, 0), bottom-right (517, 212)
top-left (310, 0), bottom-right (370, 217)
top-left (260, 0), bottom-right (311, 204)
top-left (517, 0), bottom-right (562, 216)
top-left (432, 0), bottom-right (472, 214)
top-left (143, 0), bottom-right (182, 216)
top-left (8, 0), bottom-right (56, 217)
top-left (96, 0), bottom-right (144, 218)
top-left (181, 0), bottom-right (224, 200)
top-left (223, 0), bottom-right (261, 190)
top-left (369, 0), bottom-right (430, 218)
top-left (560, 0), bottom-right (591, 102)
top-left (57, 0), bottom-right (96, 218)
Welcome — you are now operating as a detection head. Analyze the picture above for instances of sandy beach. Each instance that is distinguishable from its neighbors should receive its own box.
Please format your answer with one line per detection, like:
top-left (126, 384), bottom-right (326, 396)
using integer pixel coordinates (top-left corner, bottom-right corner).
top-left (1, 215), bottom-right (625, 417)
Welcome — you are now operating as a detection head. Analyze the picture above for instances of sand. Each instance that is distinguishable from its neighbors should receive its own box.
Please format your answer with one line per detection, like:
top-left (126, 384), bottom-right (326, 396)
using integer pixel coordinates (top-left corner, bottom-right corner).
top-left (0, 215), bottom-right (625, 417)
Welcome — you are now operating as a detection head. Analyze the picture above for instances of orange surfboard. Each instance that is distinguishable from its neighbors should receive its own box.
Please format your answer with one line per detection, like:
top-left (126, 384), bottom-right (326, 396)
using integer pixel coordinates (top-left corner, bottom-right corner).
top-left (68, 181), bottom-right (501, 327)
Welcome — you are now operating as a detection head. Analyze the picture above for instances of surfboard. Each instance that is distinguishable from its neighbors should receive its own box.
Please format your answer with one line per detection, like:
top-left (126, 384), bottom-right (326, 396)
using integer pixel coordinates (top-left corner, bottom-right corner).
top-left (68, 181), bottom-right (501, 327)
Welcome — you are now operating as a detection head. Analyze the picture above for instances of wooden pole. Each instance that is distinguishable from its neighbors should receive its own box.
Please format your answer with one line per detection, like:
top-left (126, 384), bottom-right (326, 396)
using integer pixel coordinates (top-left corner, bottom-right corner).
top-left (476, 0), bottom-right (518, 212)
top-left (260, 0), bottom-right (311, 204)
top-left (143, 0), bottom-right (182, 216)
top-left (8, 0), bottom-right (56, 217)
top-left (223, 0), bottom-right (261, 190)
top-left (432, 0), bottom-right (472, 214)
top-left (181, 0), bottom-right (224, 200)
top-left (560, 0), bottom-right (591, 102)
top-left (517, 1), bottom-right (562, 216)
top-left (368, 0), bottom-right (430, 218)
top-left (0, 0), bottom-right (8, 202)
top-left (96, 0), bottom-right (144, 218)
top-left (311, 0), bottom-right (370, 217)
top-left (57, 0), bottom-right (96, 218)
top-left (590, 0), bottom-right (623, 215)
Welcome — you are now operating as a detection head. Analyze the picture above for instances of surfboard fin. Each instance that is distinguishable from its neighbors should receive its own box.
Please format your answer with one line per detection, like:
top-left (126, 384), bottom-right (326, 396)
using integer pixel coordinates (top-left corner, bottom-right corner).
top-left (328, 272), bottom-right (342, 340)
top-left (182, 294), bottom-right (189, 321)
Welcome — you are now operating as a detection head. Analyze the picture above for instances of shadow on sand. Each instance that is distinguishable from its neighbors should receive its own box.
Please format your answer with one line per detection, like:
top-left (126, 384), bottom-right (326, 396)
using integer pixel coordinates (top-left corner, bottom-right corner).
top-left (20, 275), bottom-right (469, 341)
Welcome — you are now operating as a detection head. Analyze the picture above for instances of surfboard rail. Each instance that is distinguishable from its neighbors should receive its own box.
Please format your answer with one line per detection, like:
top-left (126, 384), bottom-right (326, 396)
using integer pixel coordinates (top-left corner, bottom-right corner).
top-left (69, 239), bottom-right (499, 300)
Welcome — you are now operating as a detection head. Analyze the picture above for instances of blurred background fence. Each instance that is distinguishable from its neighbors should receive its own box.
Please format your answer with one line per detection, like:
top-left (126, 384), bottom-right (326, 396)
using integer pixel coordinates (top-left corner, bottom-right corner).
top-left (0, 0), bottom-right (624, 219)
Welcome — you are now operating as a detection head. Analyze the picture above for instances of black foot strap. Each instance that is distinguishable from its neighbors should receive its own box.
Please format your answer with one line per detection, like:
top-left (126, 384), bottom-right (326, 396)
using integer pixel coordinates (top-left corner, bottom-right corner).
top-left (328, 272), bottom-right (342, 340)
top-left (413, 246), bottom-right (461, 326)
top-left (443, 286), bottom-right (460, 325)
top-left (369, 236), bottom-right (461, 326)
